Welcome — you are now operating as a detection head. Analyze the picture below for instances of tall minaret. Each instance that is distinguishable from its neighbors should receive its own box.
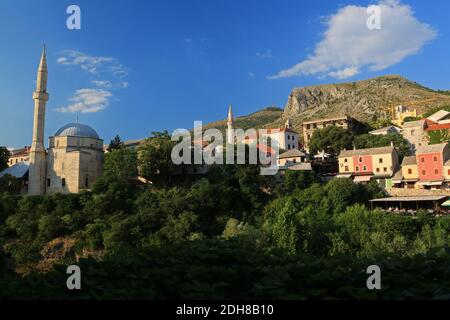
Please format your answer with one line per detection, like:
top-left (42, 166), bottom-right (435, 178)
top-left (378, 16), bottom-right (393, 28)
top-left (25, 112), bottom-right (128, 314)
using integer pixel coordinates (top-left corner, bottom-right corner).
top-left (226, 104), bottom-right (234, 145)
top-left (28, 45), bottom-right (49, 195)
top-left (285, 118), bottom-right (292, 129)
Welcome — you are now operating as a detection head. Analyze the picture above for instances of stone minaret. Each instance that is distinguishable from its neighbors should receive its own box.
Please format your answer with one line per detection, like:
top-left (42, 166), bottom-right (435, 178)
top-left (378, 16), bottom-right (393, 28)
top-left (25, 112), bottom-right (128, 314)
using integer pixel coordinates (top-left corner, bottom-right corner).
top-left (28, 45), bottom-right (49, 195)
top-left (226, 104), bottom-right (234, 145)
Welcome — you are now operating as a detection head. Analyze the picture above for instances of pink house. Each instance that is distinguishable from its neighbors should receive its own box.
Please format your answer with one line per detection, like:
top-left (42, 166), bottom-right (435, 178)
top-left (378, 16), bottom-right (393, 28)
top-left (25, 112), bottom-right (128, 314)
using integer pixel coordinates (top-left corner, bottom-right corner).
top-left (416, 144), bottom-right (450, 182)
top-left (353, 155), bottom-right (373, 174)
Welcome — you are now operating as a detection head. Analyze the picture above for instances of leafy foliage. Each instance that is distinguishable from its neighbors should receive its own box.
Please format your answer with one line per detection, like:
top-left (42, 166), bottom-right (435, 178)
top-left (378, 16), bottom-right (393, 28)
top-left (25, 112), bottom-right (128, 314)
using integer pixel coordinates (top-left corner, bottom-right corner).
top-left (354, 133), bottom-right (411, 161)
top-left (0, 146), bottom-right (10, 172)
top-left (1, 134), bottom-right (450, 299)
top-left (309, 126), bottom-right (354, 157)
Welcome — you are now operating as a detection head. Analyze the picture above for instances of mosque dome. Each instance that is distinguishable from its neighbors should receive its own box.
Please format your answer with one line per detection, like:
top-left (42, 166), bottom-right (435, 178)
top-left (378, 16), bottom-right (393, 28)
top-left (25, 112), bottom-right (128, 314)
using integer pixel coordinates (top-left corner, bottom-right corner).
top-left (54, 123), bottom-right (100, 139)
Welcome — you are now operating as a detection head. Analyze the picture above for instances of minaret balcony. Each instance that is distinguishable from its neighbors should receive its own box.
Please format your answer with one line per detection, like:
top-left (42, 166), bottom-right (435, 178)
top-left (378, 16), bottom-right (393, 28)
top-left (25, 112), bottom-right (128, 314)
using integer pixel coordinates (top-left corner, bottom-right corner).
top-left (33, 91), bottom-right (49, 101)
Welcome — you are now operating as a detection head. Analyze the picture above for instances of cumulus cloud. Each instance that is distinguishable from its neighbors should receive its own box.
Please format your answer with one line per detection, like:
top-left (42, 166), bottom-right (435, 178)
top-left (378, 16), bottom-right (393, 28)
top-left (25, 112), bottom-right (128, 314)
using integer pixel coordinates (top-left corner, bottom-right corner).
top-left (55, 89), bottom-right (112, 114)
top-left (57, 50), bottom-right (129, 113)
top-left (269, 0), bottom-right (437, 80)
top-left (57, 50), bottom-right (129, 78)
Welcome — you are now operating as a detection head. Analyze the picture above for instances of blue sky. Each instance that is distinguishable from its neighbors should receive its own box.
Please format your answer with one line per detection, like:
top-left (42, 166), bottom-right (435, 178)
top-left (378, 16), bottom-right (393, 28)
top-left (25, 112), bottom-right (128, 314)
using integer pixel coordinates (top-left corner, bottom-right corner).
top-left (0, 0), bottom-right (449, 148)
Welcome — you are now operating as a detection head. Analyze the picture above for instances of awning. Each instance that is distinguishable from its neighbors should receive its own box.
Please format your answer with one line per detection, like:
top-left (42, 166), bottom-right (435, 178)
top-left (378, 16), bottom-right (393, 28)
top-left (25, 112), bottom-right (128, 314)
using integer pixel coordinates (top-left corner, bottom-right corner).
top-left (442, 200), bottom-right (450, 207)
top-left (337, 174), bottom-right (352, 179)
top-left (417, 181), bottom-right (443, 186)
top-left (354, 176), bottom-right (372, 183)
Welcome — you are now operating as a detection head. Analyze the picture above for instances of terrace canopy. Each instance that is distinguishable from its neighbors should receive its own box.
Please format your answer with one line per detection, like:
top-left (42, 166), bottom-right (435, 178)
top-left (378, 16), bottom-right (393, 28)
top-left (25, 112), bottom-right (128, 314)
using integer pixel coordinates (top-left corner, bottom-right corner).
top-left (370, 196), bottom-right (448, 211)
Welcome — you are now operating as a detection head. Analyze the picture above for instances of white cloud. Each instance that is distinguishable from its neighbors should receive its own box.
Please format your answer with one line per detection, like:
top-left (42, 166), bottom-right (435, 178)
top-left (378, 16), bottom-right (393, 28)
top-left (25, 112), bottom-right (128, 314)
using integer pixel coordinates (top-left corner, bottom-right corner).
top-left (57, 50), bottom-right (128, 79)
top-left (55, 89), bottom-right (112, 114)
top-left (256, 49), bottom-right (273, 59)
top-left (57, 50), bottom-right (129, 113)
top-left (91, 80), bottom-right (129, 89)
top-left (269, 0), bottom-right (437, 80)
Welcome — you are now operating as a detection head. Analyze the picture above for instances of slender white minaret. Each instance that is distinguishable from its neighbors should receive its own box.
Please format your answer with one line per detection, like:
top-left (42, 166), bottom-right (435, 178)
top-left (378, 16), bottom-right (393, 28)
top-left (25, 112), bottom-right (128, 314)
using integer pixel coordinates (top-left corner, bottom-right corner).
top-left (226, 104), bottom-right (234, 145)
top-left (285, 118), bottom-right (292, 129)
top-left (28, 45), bottom-right (49, 195)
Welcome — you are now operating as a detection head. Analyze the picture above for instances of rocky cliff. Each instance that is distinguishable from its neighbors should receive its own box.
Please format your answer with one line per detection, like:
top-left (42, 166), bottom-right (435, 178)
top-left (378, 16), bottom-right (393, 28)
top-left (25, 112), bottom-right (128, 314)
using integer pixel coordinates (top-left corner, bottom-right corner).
top-left (283, 75), bottom-right (450, 127)
top-left (205, 75), bottom-right (450, 133)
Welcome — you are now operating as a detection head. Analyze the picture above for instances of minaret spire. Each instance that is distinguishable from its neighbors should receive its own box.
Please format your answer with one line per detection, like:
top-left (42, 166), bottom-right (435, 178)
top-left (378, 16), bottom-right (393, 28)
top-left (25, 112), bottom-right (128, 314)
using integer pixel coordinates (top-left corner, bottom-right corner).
top-left (36, 44), bottom-right (48, 93)
top-left (29, 45), bottom-right (49, 195)
top-left (226, 104), bottom-right (234, 145)
top-left (227, 104), bottom-right (233, 125)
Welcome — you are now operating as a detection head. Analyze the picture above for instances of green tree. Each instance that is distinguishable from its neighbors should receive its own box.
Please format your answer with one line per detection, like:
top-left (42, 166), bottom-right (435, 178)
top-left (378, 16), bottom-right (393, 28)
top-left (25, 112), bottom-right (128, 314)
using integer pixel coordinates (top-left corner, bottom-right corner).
top-left (0, 146), bottom-right (10, 172)
top-left (0, 175), bottom-right (22, 194)
top-left (428, 130), bottom-right (450, 145)
top-left (102, 148), bottom-right (138, 183)
top-left (308, 126), bottom-right (354, 157)
top-left (107, 135), bottom-right (124, 152)
top-left (354, 133), bottom-right (411, 161)
top-left (138, 131), bottom-right (177, 186)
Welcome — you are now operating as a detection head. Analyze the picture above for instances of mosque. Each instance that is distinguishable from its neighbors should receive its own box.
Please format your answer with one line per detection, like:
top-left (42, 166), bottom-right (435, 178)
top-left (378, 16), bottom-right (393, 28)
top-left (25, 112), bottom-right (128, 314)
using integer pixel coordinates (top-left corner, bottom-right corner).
top-left (28, 46), bottom-right (104, 195)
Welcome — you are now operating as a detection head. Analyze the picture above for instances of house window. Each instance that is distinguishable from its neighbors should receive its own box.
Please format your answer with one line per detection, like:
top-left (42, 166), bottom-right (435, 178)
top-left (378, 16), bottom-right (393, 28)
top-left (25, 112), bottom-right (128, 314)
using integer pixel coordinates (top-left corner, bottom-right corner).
top-left (62, 178), bottom-right (66, 188)
top-left (379, 158), bottom-right (383, 164)
top-left (376, 168), bottom-right (380, 173)
top-left (288, 145), bottom-right (291, 150)
top-left (345, 166), bottom-right (349, 172)
top-left (85, 176), bottom-right (89, 188)
top-left (422, 170), bottom-right (426, 175)
top-left (433, 156), bottom-right (438, 162)
top-left (356, 166), bottom-right (360, 172)
top-left (408, 169), bottom-right (412, 174)
top-left (359, 157), bottom-right (363, 163)
top-left (421, 157), bottom-right (425, 163)
top-left (363, 166), bottom-right (367, 171)
top-left (306, 124), bottom-right (311, 129)
top-left (344, 159), bottom-right (348, 163)
top-left (434, 169), bottom-right (439, 175)
top-left (47, 179), bottom-right (51, 187)
top-left (384, 168), bottom-right (388, 173)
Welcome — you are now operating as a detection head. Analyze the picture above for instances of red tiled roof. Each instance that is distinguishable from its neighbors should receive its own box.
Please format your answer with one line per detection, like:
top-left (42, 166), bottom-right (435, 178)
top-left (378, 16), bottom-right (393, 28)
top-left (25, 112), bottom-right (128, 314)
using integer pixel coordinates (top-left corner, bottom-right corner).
top-left (425, 123), bottom-right (450, 132)
top-left (10, 147), bottom-right (31, 157)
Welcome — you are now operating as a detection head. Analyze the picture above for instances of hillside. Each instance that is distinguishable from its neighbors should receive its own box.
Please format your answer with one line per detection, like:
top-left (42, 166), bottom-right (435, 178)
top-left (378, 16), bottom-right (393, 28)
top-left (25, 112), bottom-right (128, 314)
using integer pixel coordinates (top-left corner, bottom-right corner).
top-left (204, 75), bottom-right (450, 134)
top-left (202, 107), bottom-right (284, 133)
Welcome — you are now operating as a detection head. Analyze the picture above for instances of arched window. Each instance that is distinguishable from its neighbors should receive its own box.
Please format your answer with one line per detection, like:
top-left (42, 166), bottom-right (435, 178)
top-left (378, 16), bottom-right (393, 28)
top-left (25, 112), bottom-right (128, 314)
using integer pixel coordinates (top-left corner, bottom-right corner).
top-left (408, 169), bottom-right (412, 175)
top-left (359, 157), bottom-right (363, 163)
top-left (433, 156), bottom-right (438, 162)
top-left (421, 157), bottom-right (425, 163)
top-left (434, 169), bottom-right (439, 175)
